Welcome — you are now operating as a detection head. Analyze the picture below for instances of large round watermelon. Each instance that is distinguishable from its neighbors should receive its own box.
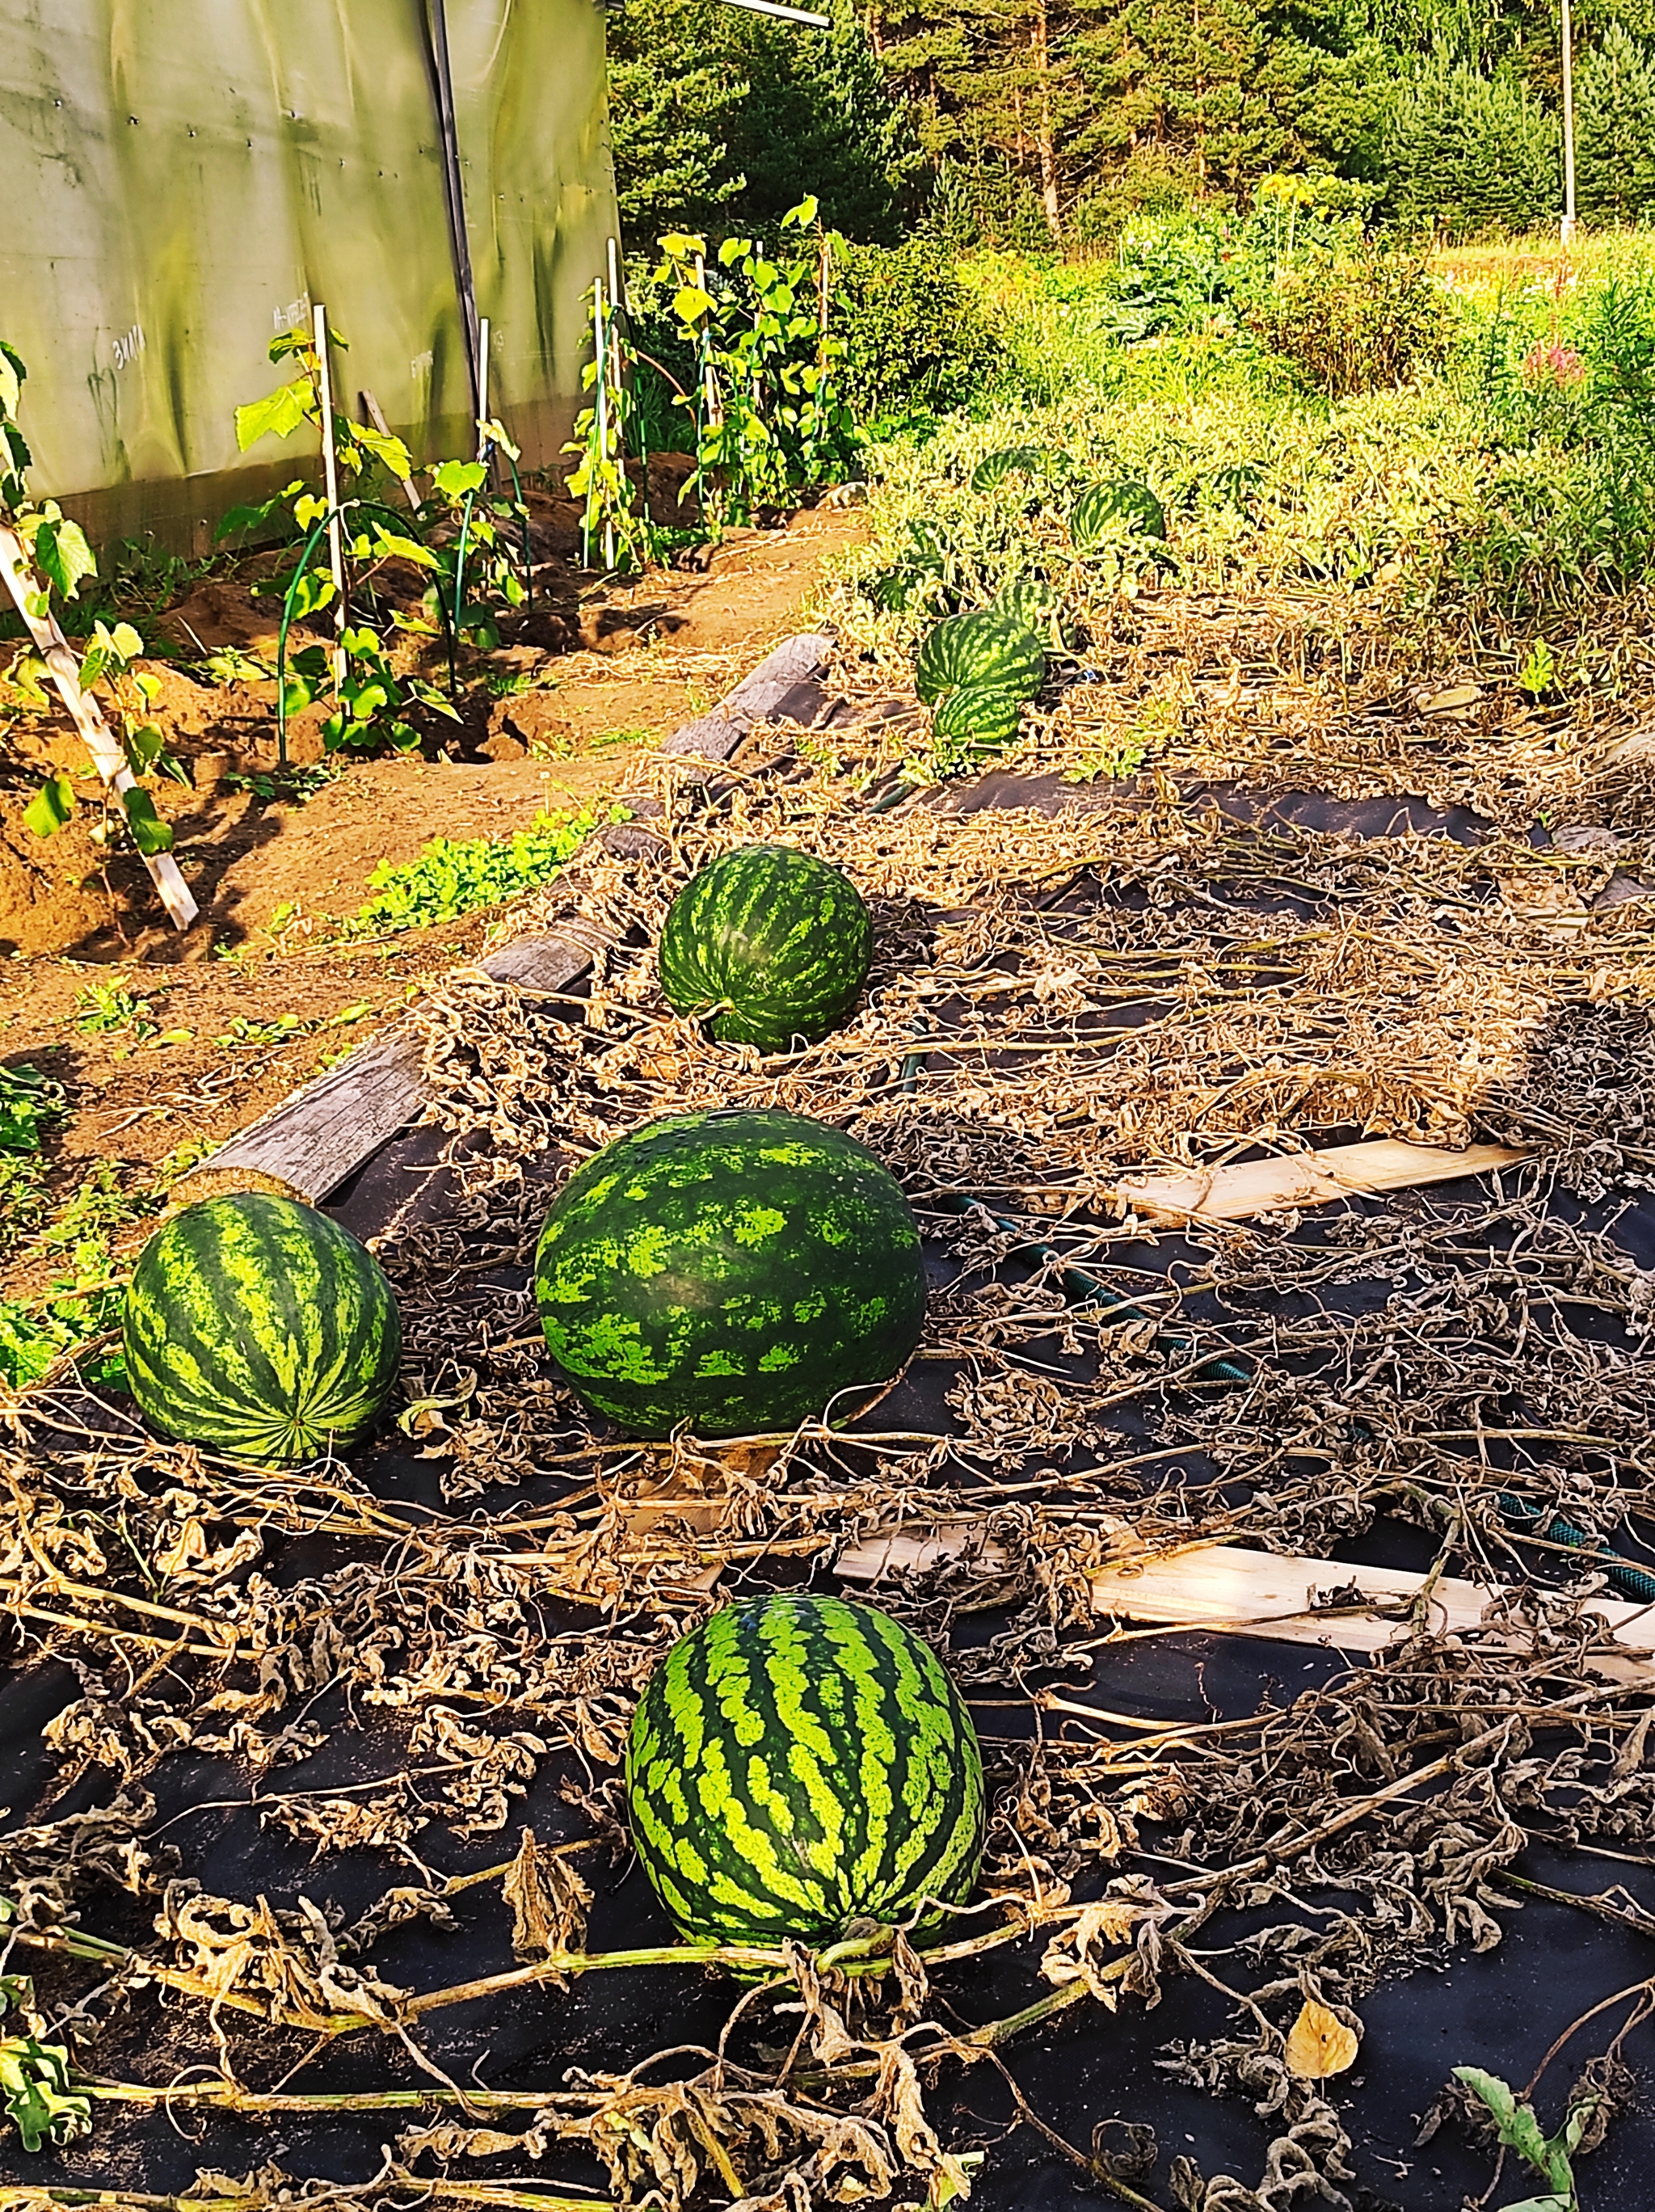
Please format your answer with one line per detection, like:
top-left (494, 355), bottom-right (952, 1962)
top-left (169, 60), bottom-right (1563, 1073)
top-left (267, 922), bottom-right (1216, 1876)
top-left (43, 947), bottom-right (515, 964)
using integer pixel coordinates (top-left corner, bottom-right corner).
top-left (625, 1592), bottom-right (985, 1947)
top-left (533, 1108), bottom-right (926, 1438)
top-left (122, 1193), bottom-right (402, 1464)
top-left (914, 609), bottom-right (1045, 707)
top-left (659, 846), bottom-right (872, 1055)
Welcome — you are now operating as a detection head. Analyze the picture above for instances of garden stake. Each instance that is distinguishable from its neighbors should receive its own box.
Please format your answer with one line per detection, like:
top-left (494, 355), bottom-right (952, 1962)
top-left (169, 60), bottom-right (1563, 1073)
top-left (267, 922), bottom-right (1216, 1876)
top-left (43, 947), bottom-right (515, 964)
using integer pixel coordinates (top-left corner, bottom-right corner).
top-left (311, 302), bottom-right (347, 692)
top-left (0, 524), bottom-right (197, 929)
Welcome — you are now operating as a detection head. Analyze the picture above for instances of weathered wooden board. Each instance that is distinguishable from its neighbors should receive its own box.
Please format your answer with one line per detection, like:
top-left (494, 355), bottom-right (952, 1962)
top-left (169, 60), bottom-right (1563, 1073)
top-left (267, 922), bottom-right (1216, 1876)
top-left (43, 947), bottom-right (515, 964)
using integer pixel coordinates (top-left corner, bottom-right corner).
top-left (836, 1526), bottom-right (1655, 1684)
top-left (661, 631), bottom-right (834, 759)
top-left (174, 923), bottom-right (609, 1206)
top-left (1116, 1138), bottom-right (1531, 1224)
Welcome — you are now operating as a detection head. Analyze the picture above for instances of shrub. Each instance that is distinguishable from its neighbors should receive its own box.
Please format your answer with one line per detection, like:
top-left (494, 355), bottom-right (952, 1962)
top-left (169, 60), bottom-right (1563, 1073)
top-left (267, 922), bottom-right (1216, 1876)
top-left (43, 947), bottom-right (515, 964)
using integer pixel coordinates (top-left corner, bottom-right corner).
top-left (1576, 25), bottom-right (1655, 229)
top-left (1252, 242), bottom-right (1451, 396)
top-left (832, 238), bottom-right (1009, 425)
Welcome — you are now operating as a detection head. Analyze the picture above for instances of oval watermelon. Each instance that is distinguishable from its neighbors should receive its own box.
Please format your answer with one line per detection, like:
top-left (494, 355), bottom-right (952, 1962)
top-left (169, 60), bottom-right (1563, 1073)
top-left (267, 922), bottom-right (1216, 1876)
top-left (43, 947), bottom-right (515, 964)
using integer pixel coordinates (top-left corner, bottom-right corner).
top-left (659, 845), bottom-right (872, 1055)
top-left (933, 680), bottom-right (1025, 753)
top-left (1071, 479), bottom-right (1167, 552)
top-left (122, 1193), bottom-right (401, 1464)
top-left (914, 609), bottom-right (1045, 708)
top-left (533, 1108), bottom-right (926, 1439)
top-left (626, 1591), bottom-right (984, 1948)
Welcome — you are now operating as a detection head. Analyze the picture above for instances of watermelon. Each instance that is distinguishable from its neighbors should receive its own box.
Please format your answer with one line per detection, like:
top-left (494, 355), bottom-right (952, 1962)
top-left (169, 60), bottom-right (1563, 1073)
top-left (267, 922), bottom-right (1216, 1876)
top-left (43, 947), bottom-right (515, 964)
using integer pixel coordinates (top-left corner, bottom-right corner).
top-left (659, 845), bottom-right (872, 1055)
top-left (625, 1591), bottom-right (984, 1948)
top-left (969, 445), bottom-right (1048, 495)
top-left (915, 609), bottom-right (1045, 708)
top-left (533, 1108), bottom-right (926, 1439)
top-left (122, 1193), bottom-right (401, 1464)
top-left (1071, 479), bottom-right (1167, 552)
top-left (933, 681), bottom-right (1025, 753)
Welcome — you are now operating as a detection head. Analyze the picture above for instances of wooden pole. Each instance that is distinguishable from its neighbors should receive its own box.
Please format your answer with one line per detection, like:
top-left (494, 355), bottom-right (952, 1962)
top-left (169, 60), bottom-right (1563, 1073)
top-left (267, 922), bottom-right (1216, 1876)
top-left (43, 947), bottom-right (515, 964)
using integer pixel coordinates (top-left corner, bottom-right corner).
top-left (1561, 0), bottom-right (1577, 244)
top-left (477, 314), bottom-right (491, 453)
top-left (0, 523), bottom-right (199, 931)
top-left (312, 303), bottom-right (347, 689)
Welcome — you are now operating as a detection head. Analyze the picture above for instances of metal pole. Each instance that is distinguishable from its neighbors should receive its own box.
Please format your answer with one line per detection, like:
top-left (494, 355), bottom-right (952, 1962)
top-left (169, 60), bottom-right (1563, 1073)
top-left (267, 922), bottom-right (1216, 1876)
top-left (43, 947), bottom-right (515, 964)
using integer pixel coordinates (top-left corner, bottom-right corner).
top-left (423, 0), bottom-right (483, 419)
top-left (1561, 0), bottom-right (1577, 244)
top-left (313, 303), bottom-right (347, 691)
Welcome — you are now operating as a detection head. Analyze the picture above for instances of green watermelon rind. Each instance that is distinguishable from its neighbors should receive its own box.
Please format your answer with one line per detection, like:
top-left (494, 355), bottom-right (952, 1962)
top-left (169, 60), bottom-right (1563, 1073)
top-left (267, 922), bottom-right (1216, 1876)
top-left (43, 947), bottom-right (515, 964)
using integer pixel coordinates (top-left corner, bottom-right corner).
top-left (121, 1193), bottom-right (402, 1465)
top-left (1071, 479), bottom-right (1168, 552)
top-left (933, 681), bottom-right (1025, 751)
top-left (659, 845), bottom-right (872, 1055)
top-left (914, 610), bottom-right (1046, 708)
top-left (625, 1591), bottom-right (986, 1949)
top-left (534, 1108), bottom-right (927, 1439)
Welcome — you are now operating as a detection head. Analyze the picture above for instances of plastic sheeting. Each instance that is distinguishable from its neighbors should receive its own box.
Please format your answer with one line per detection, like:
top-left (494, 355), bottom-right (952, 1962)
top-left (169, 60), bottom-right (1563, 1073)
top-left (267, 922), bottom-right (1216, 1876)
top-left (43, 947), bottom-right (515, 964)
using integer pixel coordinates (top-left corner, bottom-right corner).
top-left (0, 0), bottom-right (617, 547)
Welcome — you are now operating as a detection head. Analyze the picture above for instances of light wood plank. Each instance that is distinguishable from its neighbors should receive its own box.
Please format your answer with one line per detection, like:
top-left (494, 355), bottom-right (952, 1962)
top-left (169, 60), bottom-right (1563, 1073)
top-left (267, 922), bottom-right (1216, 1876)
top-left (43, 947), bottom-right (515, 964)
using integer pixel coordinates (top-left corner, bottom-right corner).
top-left (1117, 1139), bottom-right (1530, 1224)
top-left (836, 1526), bottom-right (1655, 1683)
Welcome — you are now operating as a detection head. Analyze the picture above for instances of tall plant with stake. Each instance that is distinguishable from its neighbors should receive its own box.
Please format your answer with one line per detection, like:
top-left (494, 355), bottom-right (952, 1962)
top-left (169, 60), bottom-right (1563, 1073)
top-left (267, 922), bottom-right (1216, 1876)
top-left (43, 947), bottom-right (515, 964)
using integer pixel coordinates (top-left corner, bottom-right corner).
top-left (0, 341), bottom-right (197, 926)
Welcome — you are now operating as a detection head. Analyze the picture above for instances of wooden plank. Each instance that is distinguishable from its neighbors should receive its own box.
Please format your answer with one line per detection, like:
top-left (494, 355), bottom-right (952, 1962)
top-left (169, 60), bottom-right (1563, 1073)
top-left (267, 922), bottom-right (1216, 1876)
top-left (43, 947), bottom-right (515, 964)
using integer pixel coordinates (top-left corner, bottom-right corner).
top-left (0, 520), bottom-right (200, 931)
top-left (836, 1527), bottom-right (1655, 1683)
top-left (1116, 1139), bottom-right (1530, 1225)
top-left (173, 924), bottom-right (608, 1206)
top-left (661, 632), bottom-right (834, 759)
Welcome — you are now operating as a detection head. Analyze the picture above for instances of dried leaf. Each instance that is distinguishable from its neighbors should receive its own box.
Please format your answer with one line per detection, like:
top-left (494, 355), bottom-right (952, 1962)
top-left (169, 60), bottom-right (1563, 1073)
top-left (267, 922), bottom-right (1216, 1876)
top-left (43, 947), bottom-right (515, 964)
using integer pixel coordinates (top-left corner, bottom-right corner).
top-left (1284, 1998), bottom-right (1361, 2079)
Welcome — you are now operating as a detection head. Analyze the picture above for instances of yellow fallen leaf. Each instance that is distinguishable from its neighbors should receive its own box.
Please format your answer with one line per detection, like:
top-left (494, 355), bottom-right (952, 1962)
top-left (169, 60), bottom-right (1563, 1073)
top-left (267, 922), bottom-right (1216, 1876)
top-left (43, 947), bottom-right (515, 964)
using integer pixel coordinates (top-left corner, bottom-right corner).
top-left (1284, 1997), bottom-right (1361, 2079)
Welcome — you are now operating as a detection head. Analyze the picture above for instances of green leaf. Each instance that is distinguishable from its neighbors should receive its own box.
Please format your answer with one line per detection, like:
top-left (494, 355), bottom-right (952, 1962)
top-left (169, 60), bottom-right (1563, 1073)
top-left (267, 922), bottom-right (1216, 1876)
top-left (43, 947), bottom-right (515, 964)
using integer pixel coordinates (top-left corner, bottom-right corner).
top-left (293, 491), bottom-right (331, 530)
top-left (0, 2033), bottom-right (91, 2151)
top-left (32, 516), bottom-right (98, 601)
top-left (0, 348), bottom-right (19, 419)
top-left (672, 284), bottom-right (717, 326)
top-left (123, 723), bottom-right (166, 774)
top-left (234, 381), bottom-right (311, 451)
top-left (718, 236), bottom-right (751, 267)
top-left (23, 775), bottom-right (74, 838)
top-left (108, 620), bottom-right (143, 661)
top-left (368, 526), bottom-right (440, 571)
top-left (120, 787), bottom-right (175, 856)
top-left (355, 420), bottom-right (414, 479)
top-left (215, 494), bottom-right (284, 541)
top-left (431, 459), bottom-right (487, 499)
top-left (1495, 2198), bottom-right (1571, 2211)
top-left (782, 195), bottom-right (819, 230)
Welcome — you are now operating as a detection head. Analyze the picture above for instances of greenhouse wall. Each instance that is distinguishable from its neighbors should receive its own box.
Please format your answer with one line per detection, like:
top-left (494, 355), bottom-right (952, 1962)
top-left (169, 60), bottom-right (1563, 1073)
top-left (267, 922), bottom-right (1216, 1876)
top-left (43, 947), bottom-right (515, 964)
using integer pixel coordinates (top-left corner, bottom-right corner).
top-left (0, 0), bottom-right (617, 550)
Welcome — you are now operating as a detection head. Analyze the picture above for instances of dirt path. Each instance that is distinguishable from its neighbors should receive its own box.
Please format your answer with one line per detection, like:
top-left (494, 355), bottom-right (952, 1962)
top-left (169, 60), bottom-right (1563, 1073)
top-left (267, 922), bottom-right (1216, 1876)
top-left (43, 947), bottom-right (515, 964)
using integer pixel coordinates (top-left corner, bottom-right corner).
top-left (0, 502), bottom-right (861, 1279)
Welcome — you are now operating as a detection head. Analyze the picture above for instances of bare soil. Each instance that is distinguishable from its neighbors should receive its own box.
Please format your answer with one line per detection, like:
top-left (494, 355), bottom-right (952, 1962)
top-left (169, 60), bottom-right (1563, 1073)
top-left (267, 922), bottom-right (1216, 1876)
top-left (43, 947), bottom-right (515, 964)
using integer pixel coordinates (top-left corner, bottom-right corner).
top-left (0, 499), bottom-right (861, 1250)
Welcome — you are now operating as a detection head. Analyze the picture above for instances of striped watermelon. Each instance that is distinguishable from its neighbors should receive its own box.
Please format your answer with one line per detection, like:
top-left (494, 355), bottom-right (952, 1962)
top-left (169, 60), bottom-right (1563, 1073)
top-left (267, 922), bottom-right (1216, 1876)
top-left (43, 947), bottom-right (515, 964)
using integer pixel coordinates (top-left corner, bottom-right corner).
top-left (933, 680), bottom-right (1025, 754)
top-left (122, 1193), bottom-right (401, 1464)
top-left (659, 846), bottom-right (872, 1055)
top-left (625, 1592), bottom-right (985, 1947)
top-left (533, 1108), bottom-right (926, 1439)
top-left (915, 609), bottom-right (1045, 708)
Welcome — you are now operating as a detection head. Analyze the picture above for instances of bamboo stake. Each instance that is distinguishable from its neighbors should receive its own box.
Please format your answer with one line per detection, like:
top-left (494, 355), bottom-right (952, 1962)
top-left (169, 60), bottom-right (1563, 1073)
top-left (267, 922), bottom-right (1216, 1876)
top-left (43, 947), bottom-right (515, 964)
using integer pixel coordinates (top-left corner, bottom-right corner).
top-left (312, 302), bottom-right (347, 690)
top-left (0, 523), bottom-right (197, 929)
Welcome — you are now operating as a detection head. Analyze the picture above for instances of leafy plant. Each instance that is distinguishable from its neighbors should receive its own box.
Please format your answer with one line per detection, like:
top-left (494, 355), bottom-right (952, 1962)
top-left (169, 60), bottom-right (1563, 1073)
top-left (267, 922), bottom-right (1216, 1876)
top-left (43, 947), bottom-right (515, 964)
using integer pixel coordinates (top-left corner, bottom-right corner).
top-left (1452, 2065), bottom-right (1599, 2211)
top-left (654, 199), bottom-right (857, 526)
top-left (0, 1974), bottom-right (89, 2152)
top-left (350, 807), bottom-right (622, 934)
top-left (2, 348), bottom-right (187, 857)
top-left (1250, 242), bottom-right (1450, 398)
top-left (0, 1064), bottom-right (61, 1154)
top-left (74, 982), bottom-right (155, 1035)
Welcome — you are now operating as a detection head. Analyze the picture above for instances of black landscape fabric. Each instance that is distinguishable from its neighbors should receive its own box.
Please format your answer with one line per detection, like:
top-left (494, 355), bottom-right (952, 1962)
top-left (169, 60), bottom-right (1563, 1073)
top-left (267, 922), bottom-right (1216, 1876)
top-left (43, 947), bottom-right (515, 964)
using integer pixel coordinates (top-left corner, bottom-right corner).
top-left (4, 768), bottom-right (1655, 2212)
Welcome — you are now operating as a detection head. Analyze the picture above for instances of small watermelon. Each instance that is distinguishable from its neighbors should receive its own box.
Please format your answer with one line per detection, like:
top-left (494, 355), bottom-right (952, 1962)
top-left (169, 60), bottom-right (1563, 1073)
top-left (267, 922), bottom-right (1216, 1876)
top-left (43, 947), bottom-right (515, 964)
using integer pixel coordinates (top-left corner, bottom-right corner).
top-left (1071, 479), bottom-right (1167, 552)
top-left (969, 445), bottom-right (1048, 495)
top-left (625, 1591), bottom-right (985, 1948)
top-left (933, 681), bottom-right (1025, 752)
top-left (533, 1108), bottom-right (926, 1439)
top-left (659, 845), bottom-right (872, 1055)
top-left (915, 609), bottom-right (1045, 708)
top-left (122, 1193), bottom-right (401, 1464)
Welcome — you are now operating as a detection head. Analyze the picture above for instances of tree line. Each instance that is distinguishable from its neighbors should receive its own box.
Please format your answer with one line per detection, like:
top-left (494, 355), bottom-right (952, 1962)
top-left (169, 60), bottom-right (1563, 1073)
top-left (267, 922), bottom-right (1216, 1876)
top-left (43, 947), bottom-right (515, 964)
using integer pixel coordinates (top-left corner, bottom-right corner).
top-left (605, 0), bottom-right (1655, 244)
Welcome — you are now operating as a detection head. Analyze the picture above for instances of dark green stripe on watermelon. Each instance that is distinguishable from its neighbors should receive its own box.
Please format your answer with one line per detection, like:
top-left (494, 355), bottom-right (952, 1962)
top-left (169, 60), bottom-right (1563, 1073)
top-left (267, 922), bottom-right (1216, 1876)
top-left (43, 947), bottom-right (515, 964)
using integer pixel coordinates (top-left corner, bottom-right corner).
top-left (121, 1193), bottom-right (401, 1465)
top-left (533, 1108), bottom-right (926, 1439)
top-left (659, 845), bottom-right (872, 1055)
top-left (625, 1593), bottom-right (984, 1948)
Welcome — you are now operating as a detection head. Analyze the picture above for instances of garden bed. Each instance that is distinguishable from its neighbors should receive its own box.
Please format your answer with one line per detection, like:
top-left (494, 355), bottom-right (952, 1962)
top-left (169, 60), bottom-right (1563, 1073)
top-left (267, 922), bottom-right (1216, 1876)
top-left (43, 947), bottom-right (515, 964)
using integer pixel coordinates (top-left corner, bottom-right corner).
top-left (3, 655), bottom-right (1655, 2210)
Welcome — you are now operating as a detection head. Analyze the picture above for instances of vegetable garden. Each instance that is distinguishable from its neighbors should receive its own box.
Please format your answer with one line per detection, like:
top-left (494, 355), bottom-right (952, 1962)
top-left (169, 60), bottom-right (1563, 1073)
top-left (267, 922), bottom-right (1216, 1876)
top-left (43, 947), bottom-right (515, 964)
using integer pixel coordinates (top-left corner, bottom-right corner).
top-left (8, 211), bottom-right (1655, 2212)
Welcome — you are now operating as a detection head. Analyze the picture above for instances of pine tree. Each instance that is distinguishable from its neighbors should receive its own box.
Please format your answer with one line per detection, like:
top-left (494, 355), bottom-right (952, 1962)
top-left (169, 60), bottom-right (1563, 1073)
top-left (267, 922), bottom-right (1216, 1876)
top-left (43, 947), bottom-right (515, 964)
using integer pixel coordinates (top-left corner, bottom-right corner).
top-left (605, 0), bottom-right (748, 235)
top-left (1383, 56), bottom-right (1560, 238)
top-left (1576, 21), bottom-right (1655, 225)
